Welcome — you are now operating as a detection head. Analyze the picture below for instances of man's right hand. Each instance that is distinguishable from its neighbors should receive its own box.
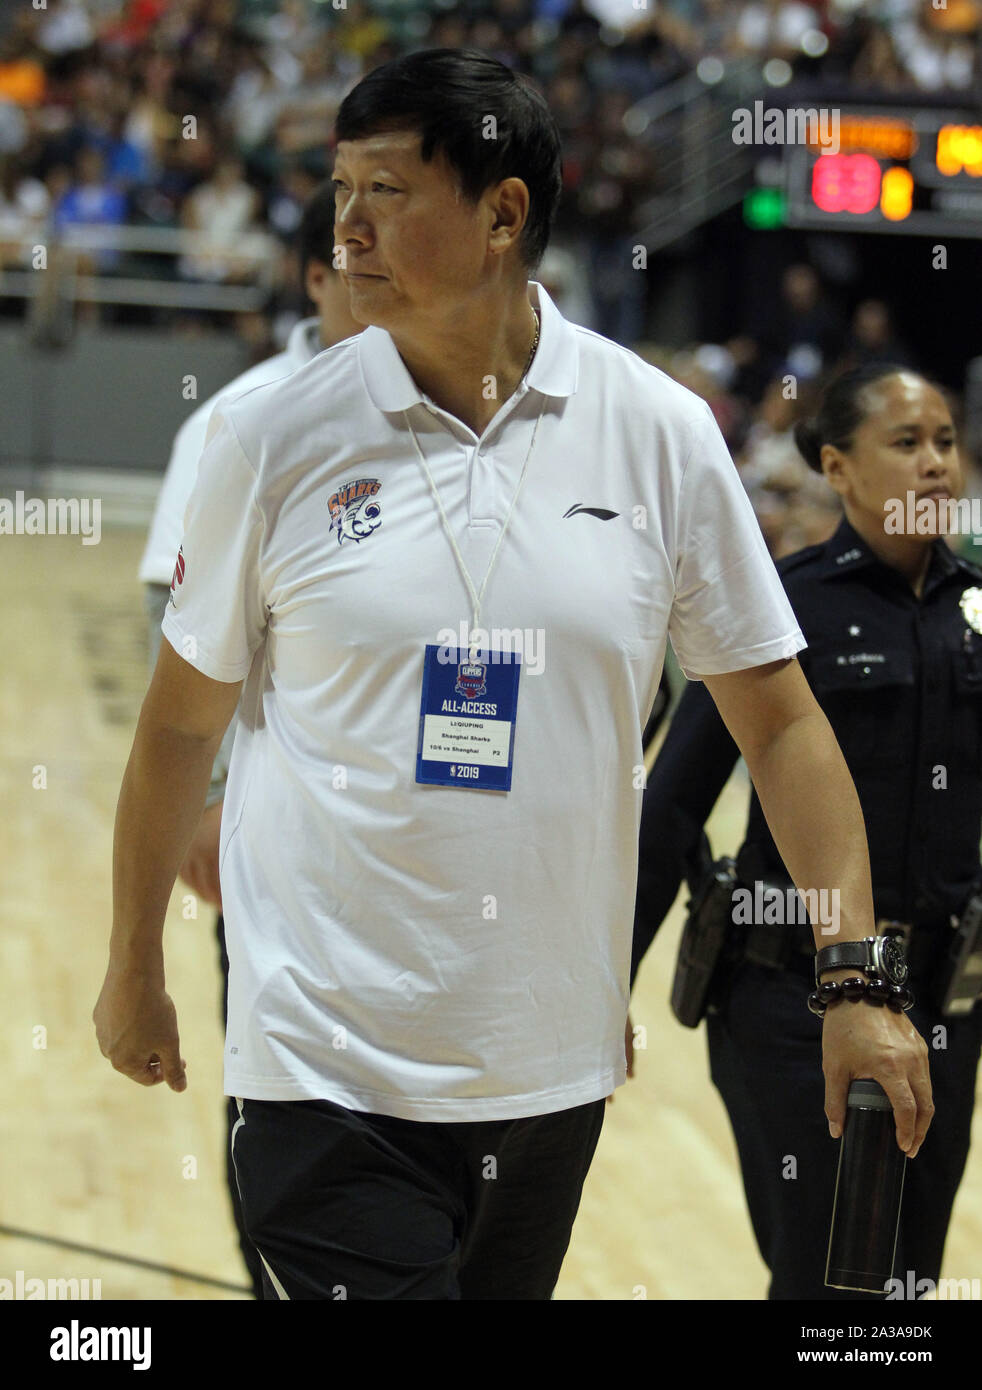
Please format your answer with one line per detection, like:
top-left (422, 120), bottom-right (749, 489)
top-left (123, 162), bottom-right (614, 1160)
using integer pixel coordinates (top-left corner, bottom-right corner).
top-left (821, 991), bottom-right (932, 1156)
top-left (178, 799), bottom-right (224, 909)
top-left (93, 965), bottom-right (187, 1091)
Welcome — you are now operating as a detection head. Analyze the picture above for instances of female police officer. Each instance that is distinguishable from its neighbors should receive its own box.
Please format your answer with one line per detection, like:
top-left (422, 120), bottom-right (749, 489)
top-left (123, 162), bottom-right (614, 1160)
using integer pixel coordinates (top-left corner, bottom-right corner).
top-left (632, 362), bottom-right (982, 1300)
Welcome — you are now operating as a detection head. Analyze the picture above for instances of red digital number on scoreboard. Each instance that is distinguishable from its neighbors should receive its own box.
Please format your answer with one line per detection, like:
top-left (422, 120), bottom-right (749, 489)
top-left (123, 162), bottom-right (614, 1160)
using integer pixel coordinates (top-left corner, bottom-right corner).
top-left (811, 152), bottom-right (882, 214)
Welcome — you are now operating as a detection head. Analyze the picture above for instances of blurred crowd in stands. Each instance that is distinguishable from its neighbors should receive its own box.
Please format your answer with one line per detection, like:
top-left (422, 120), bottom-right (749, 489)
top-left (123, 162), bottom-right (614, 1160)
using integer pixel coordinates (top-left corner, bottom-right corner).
top-left (636, 259), bottom-right (930, 559)
top-left (1, 0), bottom-right (980, 552)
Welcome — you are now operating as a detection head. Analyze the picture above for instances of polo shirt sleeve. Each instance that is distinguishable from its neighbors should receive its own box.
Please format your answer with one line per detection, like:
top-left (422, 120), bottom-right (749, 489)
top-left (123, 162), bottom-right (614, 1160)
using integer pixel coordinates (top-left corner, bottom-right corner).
top-left (160, 406), bottom-right (267, 683)
top-left (668, 404), bottom-right (805, 680)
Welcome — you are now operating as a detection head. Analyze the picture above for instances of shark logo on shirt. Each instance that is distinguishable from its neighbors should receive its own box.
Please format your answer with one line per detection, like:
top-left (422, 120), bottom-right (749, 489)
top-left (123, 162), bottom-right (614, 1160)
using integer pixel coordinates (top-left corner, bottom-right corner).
top-left (328, 477), bottom-right (382, 545)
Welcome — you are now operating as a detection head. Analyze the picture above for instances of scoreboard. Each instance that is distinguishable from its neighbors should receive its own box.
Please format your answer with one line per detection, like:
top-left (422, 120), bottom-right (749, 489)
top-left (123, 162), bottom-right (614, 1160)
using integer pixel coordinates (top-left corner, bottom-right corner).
top-left (781, 108), bottom-right (982, 237)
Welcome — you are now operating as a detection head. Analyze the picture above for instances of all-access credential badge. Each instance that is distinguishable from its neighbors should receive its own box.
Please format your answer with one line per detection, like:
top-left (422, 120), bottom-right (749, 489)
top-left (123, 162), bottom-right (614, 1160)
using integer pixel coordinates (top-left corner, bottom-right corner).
top-left (416, 646), bottom-right (521, 792)
top-left (960, 587), bottom-right (982, 634)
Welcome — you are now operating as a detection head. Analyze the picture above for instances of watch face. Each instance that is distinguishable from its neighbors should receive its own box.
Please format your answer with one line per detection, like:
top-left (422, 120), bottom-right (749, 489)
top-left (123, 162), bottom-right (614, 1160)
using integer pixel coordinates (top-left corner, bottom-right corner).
top-left (875, 934), bottom-right (909, 986)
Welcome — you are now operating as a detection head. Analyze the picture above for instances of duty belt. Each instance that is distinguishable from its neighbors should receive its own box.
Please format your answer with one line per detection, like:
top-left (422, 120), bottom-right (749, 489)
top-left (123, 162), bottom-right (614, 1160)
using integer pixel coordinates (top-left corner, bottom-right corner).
top-left (783, 915), bottom-right (941, 980)
top-left (737, 879), bottom-right (945, 980)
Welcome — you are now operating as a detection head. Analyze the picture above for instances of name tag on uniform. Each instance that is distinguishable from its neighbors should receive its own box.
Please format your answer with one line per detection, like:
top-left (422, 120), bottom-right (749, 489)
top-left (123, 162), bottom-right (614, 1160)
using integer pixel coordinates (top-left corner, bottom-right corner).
top-left (416, 645), bottom-right (521, 791)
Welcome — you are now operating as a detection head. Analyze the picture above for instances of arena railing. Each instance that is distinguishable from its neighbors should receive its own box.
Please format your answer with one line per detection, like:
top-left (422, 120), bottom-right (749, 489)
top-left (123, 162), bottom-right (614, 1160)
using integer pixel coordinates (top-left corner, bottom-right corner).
top-left (626, 57), bottom-right (766, 253)
top-left (0, 223), bottom-right (278, 313)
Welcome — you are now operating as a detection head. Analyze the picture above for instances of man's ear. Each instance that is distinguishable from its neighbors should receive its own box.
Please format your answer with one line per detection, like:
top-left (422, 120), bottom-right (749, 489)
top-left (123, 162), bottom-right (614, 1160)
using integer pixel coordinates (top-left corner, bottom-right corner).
top-left (304, 258), bottom-right (329, 304)
top-left (487, 177), bottom-right (529, 258)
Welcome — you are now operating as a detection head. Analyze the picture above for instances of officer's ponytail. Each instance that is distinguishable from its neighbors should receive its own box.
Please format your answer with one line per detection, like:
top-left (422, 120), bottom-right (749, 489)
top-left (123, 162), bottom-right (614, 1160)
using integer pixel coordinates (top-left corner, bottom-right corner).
top-left (793, 363), bottom-right (914, 474)
top-left (792, 417), bottom-right (825, 472)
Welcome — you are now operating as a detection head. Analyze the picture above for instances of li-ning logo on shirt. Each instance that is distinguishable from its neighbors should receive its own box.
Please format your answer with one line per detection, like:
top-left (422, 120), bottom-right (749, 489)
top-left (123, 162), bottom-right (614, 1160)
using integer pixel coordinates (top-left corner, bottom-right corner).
top-left (328, 477), bottom-right (382, 545)
top-left (563, 503), bottom-right (619, 521)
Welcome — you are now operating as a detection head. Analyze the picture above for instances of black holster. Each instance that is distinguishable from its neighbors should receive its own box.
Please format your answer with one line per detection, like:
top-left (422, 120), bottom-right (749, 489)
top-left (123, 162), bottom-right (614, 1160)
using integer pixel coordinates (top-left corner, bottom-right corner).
top-left (933, 888), bottom-right (982, 1016)
top-left (670, 842), bottom-right (740, 1028)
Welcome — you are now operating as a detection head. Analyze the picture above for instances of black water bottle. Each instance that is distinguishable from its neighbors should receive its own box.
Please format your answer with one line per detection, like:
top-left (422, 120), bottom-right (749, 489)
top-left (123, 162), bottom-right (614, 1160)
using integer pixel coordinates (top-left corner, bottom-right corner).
top-left (826, 1079), bottom-right (907, 1293)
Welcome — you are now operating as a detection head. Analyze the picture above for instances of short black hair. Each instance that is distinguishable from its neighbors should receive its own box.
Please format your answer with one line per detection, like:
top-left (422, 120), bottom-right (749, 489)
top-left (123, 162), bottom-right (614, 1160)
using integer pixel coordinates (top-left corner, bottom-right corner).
top-left (794, 363), bottom-right (938, 472)
top-left (333, 47), bottom-right (562, 273)
top-left (298, 180), bottom-right (338, 283)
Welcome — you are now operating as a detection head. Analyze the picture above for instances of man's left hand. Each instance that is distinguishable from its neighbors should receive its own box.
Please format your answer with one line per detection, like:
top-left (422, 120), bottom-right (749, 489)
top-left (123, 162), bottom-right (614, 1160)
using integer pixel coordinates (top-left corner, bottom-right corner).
top-left (177, 799), bottom-right (224, 910)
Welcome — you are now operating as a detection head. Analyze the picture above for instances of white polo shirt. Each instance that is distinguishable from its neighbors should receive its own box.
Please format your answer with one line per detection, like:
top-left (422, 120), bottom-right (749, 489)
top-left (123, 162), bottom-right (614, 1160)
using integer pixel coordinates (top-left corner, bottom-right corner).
top-left (161, 281), bottom-right (804, 1120)
top-left (139, 317), bottom-right (325, 586)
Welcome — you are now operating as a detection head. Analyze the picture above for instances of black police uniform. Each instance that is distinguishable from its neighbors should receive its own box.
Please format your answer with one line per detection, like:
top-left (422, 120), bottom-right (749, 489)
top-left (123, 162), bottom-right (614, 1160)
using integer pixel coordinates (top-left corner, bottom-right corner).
top-left (632, 516), bottom-right (982, 1300)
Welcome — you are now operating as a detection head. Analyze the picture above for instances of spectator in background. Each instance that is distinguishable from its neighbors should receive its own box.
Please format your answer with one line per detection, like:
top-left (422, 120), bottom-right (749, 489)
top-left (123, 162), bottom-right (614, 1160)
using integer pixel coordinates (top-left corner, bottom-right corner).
top-left (0, 31), bottom-right (47, 108)
top-left (737, 373), bottom-right (840, 558)
top-left (548, 67), bottom-right (595, 246)
top-left (266, 161), bottom-right (320, 242)
top-left (468, 16), bottom-right (515, 66)
top-left (261, 0), bottom-right (329, 60)
top-left (679, 0), bottom-right (745, 60)
top-left (655, 342), bottom-right (751, 454)
top-left (178, 155), bottom-right (268, 284)
top-left (841, 299), bottom-right (915, 371)
top-left (100, 0), bottom-right (172, 53)
top-left (600, 13), bottom-right (689, 99)
top-left (577, 87), bottom-right (654, 345)
top-left (41, 64), bottom-right (126, 183)
top-left (726, 333), bottom-right (773, 408)
top-left (843, 14), bottom-right (909, 93)
top-left (32, 0), bottom-right (96, 62)
top-left (757, 263), bottom-right (846, 382)
top-left (271, 43), bottom-right (350, 164)
top-left (174, 22), bottom-right (240, 116)
top-left (124, 52), bottom-right (180, 175)
top-left (224, 44), bottom-right (289, 156)
top-left (53, 144), bottom-right (127, 273)
top-left (892, 0), bottom-right (979, 91)
top-left (43, 162), bottom-right (72, 218)
top-left (91, 107), bottom-right (151, 192)
top-left (132, 128), bottom-right (202, 229)
top-left (0, 154), bottom-right (49, 271)
top-left (734, 0), bottom-right (822, 60)
top-left (536, 242), bottom-right (595, 328)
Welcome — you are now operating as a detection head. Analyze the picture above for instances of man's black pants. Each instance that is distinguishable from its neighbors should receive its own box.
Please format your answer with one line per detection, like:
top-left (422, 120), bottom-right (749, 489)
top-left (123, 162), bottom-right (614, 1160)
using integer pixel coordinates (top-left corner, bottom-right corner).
top-left (217, 915), bottom-right (265, 1298)
top-left (229, 1093), bottom-right (606, 1300)
top-left (707, 954), bottom-right (982, 1300)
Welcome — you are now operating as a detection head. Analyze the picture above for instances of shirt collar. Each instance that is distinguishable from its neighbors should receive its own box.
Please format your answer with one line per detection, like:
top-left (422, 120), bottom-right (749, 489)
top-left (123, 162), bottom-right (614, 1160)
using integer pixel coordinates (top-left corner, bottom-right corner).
top-left (286, 315), bottom-right (322, 365)
top-left (357, 281), bottom-right (579, 413)
top-left (818, 515), bottom-right (963, 591)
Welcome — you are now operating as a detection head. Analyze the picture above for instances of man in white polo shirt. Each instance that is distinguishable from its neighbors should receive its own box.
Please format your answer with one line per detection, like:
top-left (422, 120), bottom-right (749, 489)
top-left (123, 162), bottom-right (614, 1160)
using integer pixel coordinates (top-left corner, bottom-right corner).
top-left (96, 49), bottom-right (932, 1301)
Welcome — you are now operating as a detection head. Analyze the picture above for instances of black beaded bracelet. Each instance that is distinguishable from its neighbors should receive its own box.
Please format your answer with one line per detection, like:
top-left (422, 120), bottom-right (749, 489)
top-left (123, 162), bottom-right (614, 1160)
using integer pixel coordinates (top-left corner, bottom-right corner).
top-left (807, 974), bottom-right (915, 1019)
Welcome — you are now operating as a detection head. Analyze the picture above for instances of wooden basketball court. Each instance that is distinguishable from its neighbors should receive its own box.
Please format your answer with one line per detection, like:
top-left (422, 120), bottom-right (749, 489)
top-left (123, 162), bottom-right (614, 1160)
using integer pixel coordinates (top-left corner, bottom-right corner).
top-left (2, 526), bottom-right (980, 1299)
